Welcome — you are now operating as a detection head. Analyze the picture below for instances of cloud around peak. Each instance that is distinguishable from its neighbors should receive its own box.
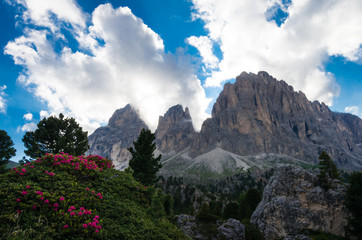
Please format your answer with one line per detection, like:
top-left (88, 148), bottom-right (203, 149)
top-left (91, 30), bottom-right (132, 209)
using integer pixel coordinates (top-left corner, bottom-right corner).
top-left (189, 0), bottom-right (362, 106)
top-left (5, 2), bottom-right (211, 133)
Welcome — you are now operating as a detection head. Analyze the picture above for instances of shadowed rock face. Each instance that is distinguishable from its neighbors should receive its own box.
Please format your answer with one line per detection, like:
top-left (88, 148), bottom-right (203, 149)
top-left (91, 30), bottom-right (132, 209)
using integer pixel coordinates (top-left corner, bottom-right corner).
top-left (251, 165), bottom-right (349, 239)
top-left (155, 104), bottom-right (195, 152)
top-left (189, 71), bottom-right (362, 169)
top-left (87, 104), bottom-right (148, 169)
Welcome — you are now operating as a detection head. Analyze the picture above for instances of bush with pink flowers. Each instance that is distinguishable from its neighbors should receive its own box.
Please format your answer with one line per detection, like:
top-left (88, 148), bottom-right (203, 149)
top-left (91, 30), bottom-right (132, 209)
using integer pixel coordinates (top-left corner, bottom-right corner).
top-left (0, 153), bottom-right (186, 239)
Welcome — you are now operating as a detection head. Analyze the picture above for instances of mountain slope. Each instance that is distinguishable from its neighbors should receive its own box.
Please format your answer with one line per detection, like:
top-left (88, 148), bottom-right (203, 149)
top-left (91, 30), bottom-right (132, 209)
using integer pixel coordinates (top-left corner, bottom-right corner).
top-left (87, 104), bottom-right (148, 169)
top-left (189, 71), bottom-right (362, 170)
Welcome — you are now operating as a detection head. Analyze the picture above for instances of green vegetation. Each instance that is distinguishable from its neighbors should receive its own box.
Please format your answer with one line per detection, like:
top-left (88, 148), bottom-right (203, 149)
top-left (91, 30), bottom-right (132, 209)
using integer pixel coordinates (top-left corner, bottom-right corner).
top-left (128, 129), bottom-right (162, 186)
top-left (317, 151), bottom-right (340, 189)
top-left (22, 114), bottom-right (88, 159)
top-left (345, 172), bottom-right (362, 239)
top-left (0, 153), bottom-right (187, 239)
top-left (0, 130), bottom-right (16, 173)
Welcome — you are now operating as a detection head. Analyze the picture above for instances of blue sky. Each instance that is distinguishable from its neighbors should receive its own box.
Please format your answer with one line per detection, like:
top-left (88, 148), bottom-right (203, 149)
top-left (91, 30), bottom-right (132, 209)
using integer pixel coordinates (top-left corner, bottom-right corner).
top-left (0, 0), bottom-right (361, 162)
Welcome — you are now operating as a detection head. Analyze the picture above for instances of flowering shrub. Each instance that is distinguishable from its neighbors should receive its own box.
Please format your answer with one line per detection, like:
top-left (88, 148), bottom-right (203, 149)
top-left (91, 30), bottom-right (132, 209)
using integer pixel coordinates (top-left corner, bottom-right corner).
top-left (0, 153), bottom-right (187, 240)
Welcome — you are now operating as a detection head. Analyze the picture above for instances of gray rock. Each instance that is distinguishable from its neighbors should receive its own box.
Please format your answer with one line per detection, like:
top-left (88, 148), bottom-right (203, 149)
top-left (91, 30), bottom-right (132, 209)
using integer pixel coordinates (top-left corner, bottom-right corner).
top-left (87, 104), bottom-right (148, 169)
top-left (218, 218), bottom-right (245, 240)
top-left (251, 165), bottom-right (349, 240)
top-left (156, 104), bottom-right (195, 153)
top-left (175, 215), bottom-right (245, 240)
top-left (189, 71), bottom-right (362, 170)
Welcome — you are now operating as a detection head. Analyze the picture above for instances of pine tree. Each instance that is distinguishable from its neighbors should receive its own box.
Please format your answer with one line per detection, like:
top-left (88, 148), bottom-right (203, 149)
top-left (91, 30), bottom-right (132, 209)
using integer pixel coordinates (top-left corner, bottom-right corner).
top-left (22, 113), bottom-right (88, 159)
top-left (317, 151), bottom-right (340, 189)
top-left (128, 129), bottom-right (162, 186)
top-left (0, 130), bottom-right (16, 172)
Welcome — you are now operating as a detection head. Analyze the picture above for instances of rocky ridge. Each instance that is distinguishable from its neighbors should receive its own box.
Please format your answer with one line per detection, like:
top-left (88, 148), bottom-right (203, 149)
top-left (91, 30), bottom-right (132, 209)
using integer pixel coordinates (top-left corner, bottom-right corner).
top-left (88, 71), bottom-right (362, 172)
top-left (251, 165), bottom-right (349, 239)
top-left (189, 71), bottom-right (362, 170)
top-left (87, 104), bottom-right (148, 169)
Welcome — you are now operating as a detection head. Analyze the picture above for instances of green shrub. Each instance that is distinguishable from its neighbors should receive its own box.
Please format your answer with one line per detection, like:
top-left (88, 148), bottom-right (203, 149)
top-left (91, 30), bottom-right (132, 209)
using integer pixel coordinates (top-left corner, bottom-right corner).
top-left (0, 153), bottom-right (186, 240)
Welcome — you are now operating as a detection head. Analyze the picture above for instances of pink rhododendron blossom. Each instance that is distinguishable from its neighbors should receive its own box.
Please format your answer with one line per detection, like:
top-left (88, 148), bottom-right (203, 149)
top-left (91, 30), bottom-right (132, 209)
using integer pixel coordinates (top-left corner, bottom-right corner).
top-left (70, 212), bottom-right (75, 216)
top-left (95, 229), bottom-right (99, 233)
top-left (26, 185), bottom-right (30, 189)
top-left (78, 212), bottom-right (83, 216)
top-left (59, 196), bottom-right (64, 201)
top-left (44, 199), bottom-right (49, 203)
top-left (86, 188), bottom-right (89, 191)
top-left (16, 198), bottom-right (20, 202)
top-left (22, 191), bottom-right (27, 195)
top-left (16, 210), bottom-right (21, 213)
top-left (63, 224), bottom-right (68, 229)
top-left (32, 205), bottom-right (37, 210)
top-left (83, 224), bottom-right (88, 228)
top-left (21, 168), bottom-right (26, 173)
top-left (54, 203), bottom-right (58, 207)
top-left (19, 172), bottom-right (24, 175)
top-left (80, 207), bottom-right (84, 211)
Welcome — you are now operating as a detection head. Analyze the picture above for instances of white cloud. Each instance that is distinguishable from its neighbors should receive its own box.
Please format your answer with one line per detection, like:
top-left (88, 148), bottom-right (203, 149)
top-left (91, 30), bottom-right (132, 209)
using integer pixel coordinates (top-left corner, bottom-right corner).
top-left (5, 3), bottom-right (211, 133)
top-left (190, 0), bottom-right (362, 106)
top-left (17, 122), bottom-right (37, 132)
top-left (345, 106), bottom-right (362, 118)
top-left (23, 113), bottom-right (33, 121)
top-left (0, 85), bottom-right (7, 113)
top-left (187, 36), bottom-right (219, 69)
top-left (40, 110), bottom-right (49, 119)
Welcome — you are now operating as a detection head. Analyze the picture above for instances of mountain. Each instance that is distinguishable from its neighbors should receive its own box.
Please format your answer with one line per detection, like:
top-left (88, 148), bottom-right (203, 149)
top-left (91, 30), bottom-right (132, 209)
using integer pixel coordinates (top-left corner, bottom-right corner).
top-left (87, 104), bottom-right (148, 169)
top-left (88, 71), bottom-right (362, 173)
top-left (155, 104), bottom-right (195, 153)
top-left (189, 71), bottom-right (362, 170)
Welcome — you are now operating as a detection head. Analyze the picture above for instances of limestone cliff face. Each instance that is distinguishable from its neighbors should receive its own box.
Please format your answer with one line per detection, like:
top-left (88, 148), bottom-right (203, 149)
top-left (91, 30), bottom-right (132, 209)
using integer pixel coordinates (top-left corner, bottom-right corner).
top-left (189, 71), bottom-right (362, 169)
top-left (155, 104), bottom-right (195, 153)
top-left (251, 165), bottom-right (349, 239)
top-left (87, 104), bottom-right (148, 169)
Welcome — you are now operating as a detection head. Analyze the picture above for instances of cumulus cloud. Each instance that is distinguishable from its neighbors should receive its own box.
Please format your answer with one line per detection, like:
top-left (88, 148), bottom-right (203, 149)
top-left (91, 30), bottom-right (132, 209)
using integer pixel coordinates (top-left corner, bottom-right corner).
top-left (23, 113), bottom-right (33, 121)
top-left (345, 106), bottom-right (362, 118)
top-left (190, 0), bottom-right (362, 106)
top-left (187, 36), bottom-right (219, 69)
top-left (40, 110), bottom-right (49, 119)
top-left (17, 122), bottom-right (37, 132)
top-left (5, 2), bottom-right (210, 133)
top-left (0, 85), bottom-right (6, 113)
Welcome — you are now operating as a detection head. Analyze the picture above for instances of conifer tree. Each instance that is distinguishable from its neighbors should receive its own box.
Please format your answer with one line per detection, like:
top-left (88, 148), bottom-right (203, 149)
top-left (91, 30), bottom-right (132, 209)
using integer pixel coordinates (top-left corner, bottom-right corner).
top-left (317, 151), bottom-right (340, 189)
top-left (128, 129), bottom-right (162, 186)
top-left (22, 113), bottom-right (88, 159)
top-left (0, 130), bottom-right (16, 171)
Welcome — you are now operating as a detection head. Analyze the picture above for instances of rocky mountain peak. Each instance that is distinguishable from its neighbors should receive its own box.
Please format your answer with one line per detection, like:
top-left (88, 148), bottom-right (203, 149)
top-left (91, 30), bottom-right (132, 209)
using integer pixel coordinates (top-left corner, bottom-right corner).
top-left (88, 104), bottom-right (148, 170)
top-left (156, 104), bottom-right (195, 152)
top-left (108, 104), bottom-right (143, 128)
top-left (190, 71), bottom-right (362, 169)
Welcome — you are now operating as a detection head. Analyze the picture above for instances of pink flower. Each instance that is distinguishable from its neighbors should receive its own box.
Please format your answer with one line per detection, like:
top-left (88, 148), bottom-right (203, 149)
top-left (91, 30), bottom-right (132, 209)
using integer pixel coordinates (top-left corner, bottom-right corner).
top-left (21, 168), bottom-right (26, 173)
top-left (70, 212), bottom-right (75, 216)
top-left (86, 188), bottom-right (89, 191)
top-left (70, 206), bottom-right (75, 210)
top-left (22, 191), bottom-right (28, 195)
top-left (54, 208), bottom-right (58, 211)
top-left (63, 224), bottom-right (68, 229)
top-left (30, 165), bottom-right (34, 168)
top-left (40, 197), bottom-right (44, 200)
top-left (26, 185), bottom-right (30, 189)
top-left (45, 171), bottom-right (48, 174)
top-left (94, 215), bottom-right (99, 220)
top-left (16, 198), bottom-right (21, 202)
top-left (54, 203), bottom-right (58, 207)
top-left (80, 207), bottom-right (85, 211)
top-left (92, 191), bottom-right (95, 194)
top-left (78, 212), bottom-right (83, 216)
top-left (16, 210), bottom-right (21, 213)
top-left (59, 196), bottom-right (64, 201)
top-left (32, 205), bottom-right (37, 210)
top-left (19, 172), bottom-right (24, 176)
top-left (44, 199), bottom-right (49, 203)
top-left (95, 229), bottom-right (99, 233)
top-left (144, 186), bottom-right (147, 189)
top-left (82, 224), bottom-right (88, 228)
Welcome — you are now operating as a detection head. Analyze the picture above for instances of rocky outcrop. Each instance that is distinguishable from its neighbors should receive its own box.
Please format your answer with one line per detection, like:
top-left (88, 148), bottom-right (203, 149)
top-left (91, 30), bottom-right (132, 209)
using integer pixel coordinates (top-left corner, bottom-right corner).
top-left (189, 71), bottom-right (362, 170)
top-left (155, 104), bottom-right (195, 153)
top-left (175, 214), bottom-right (245, 240)
top-left (251, 165), bottom-right (349, 239)
top-left (87, 104), bottom-right (148, 169)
